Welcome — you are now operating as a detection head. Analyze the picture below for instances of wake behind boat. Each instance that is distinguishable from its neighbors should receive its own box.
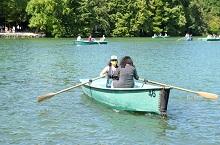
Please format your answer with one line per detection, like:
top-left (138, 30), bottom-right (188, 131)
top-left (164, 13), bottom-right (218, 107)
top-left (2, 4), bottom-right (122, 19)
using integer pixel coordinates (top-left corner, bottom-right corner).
top-left (80, 78), bottom-right (170, 115)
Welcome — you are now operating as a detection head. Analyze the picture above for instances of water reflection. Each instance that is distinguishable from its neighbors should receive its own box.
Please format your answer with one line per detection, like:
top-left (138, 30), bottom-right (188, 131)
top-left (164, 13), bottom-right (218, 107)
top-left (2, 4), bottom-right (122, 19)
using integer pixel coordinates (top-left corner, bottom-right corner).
top-left (80, 93), bottom-right (177, 144)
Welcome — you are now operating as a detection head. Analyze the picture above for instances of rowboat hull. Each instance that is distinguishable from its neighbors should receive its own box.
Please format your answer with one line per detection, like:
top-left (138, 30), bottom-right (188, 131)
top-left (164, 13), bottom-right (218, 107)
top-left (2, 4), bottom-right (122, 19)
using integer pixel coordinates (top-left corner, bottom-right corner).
top-left (75, 40), bottom-right (108, 45)
top-left (198, 38), bottom-right (220, 41)
top-left (206, 38), bottom-right (220, 41)
top-left (80, 79), bottom-right (170, 115)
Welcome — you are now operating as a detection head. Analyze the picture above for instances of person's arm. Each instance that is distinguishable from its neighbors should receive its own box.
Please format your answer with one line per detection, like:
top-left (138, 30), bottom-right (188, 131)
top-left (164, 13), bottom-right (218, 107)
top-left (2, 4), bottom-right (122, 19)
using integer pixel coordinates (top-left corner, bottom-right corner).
top-left (100, 66), bottom-right (109, 76)
top-left (133, 68), bottom-right (139, 80)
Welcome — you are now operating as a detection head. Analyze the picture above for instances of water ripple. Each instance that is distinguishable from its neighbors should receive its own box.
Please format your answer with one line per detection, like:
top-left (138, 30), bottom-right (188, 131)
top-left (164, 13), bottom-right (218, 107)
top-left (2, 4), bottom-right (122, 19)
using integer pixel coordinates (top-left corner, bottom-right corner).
top-left (0, 38), bottom-right (220, 144)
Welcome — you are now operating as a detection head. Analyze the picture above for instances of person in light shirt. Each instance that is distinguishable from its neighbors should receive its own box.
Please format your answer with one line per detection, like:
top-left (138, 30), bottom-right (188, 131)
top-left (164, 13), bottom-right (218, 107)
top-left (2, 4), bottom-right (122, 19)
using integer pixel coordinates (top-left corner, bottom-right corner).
top-left (99, 35), bottom-right (105, 42)
top-left (100, 55), bottom-right (119, 88)
top-left (76, 34), bottom-right (81, 41)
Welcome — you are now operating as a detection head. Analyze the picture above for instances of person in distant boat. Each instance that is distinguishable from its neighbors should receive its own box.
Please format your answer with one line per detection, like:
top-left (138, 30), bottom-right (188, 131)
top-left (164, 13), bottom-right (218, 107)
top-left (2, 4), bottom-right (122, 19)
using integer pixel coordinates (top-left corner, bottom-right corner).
top-left (164, 33), bottom-right (168, 37)
top-left (207, 34), bottom-right (212, 38)
top-left (213, 34), bottom-right (217, 38)
top-left (88, 35), bottom-right (96, 41)
top-left (113, 56), bottom-right (139, 88)
top-left (185, 33), bottom-right (192, 40)
top-left (185, 33), bottom-right (189, 38)
top-left (77, 34), bottom-right (81, 41)
top-left (100, 55), bottom-right (119, 88)
top-left (99, 35), bottom-right (105, 42)
top-left (88, 34), bottom-right (92, 41)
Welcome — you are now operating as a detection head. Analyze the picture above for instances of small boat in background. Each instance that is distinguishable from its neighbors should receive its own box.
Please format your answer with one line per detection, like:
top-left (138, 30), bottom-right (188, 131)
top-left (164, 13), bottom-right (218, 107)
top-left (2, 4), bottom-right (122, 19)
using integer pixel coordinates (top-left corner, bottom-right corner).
top-left (198, 38), bottom-right (220, 41)
top-left (207, 34), bottom-right (220, 41)
top-left (80, 78), bottom-right (170, 115)
top-left (75, 40), bottom-right (108, 45)
top-left (75, 34), bottom-right (108, 45)
top-left (185, 33), bottom-right (193, 41)
top-left (198, 34), bottom-right (220, 41)
top-left (206, 38), bottom-right (220, 41)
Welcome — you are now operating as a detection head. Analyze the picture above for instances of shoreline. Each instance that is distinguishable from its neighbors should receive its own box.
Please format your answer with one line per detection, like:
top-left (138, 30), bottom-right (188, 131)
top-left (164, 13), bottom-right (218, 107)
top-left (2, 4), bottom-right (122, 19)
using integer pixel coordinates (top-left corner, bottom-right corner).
top-left (0, 32), bottom-right (46, 38)
top-left (0, 33), bottom-right (214, 39)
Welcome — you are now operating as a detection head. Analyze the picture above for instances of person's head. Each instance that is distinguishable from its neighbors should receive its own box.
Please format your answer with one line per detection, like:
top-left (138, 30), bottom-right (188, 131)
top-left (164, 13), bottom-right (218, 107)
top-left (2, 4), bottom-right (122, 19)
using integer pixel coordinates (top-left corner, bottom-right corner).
top-left (120, 56), bottom-right (134, 68)
top-left (108, 55), bottom-right (118, 67)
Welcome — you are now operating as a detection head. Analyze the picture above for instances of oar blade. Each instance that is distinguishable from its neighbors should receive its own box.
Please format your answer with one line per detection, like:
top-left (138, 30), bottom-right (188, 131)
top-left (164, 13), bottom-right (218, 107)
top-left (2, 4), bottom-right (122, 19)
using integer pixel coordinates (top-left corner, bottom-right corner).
top-left (37, 92), bottom-right (56, 102)
top-left (197, 91), bottom-right (218, 99)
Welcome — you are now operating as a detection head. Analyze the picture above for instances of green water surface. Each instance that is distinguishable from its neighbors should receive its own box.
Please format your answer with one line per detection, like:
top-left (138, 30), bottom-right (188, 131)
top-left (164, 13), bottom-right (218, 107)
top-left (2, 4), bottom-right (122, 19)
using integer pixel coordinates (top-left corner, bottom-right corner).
top-left (0, 37), bottom-right (220, 144)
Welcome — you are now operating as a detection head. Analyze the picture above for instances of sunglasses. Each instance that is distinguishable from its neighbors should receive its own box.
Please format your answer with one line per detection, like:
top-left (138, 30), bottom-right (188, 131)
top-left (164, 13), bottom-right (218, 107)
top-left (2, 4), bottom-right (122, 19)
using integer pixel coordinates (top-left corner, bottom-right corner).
top-left (111, 59), bottom-right (117, 61)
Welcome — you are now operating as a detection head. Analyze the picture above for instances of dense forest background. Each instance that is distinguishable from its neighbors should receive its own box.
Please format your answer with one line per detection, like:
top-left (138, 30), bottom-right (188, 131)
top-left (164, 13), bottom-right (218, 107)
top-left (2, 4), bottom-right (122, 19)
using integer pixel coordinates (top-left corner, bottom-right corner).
top-left (0, 0), bottom-right (219, 37)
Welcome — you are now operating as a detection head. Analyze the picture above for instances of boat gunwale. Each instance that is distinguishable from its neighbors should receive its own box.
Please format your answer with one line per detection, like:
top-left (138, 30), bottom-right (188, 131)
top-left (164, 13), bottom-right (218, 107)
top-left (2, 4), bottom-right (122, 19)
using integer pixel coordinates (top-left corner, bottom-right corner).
top-left (80, 79), bottom-right (171, 92)
top-left (198, 38), bottom-right (220, 41)
top-left (75, 40), bottom-right (108, 44)
top-left (82, 84), bottom-right (170, 94)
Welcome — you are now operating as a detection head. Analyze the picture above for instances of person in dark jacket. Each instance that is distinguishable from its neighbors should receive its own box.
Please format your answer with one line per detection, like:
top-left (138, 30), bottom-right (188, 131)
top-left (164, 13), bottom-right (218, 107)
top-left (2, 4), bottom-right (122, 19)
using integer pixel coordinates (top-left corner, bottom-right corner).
top-left (113, 56), bottom-right (139, 88)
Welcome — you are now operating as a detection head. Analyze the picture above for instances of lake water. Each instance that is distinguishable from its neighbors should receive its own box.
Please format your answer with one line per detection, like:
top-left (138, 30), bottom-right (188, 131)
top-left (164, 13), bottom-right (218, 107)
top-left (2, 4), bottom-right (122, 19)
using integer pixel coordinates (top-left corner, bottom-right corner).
top-left (0, 38), bottom-right (220, 145)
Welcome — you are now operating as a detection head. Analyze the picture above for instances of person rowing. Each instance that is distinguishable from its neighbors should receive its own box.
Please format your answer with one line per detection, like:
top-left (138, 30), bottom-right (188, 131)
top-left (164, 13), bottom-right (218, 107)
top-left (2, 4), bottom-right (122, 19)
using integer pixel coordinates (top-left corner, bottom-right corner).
top-left (100, 55), bottom-right (119, 88)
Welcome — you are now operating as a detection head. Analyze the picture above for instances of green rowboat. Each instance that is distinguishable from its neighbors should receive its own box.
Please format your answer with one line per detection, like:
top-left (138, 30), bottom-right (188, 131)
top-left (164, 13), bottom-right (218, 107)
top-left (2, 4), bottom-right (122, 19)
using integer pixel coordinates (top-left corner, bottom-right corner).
top-left (80, 78), bottom-right (170, 115)
top-left (75, 40), bottom-right (108, 45)
top-left (198, 38), bottom-right (220, 41)
top-left (206, 38), bottom-right (220, 41)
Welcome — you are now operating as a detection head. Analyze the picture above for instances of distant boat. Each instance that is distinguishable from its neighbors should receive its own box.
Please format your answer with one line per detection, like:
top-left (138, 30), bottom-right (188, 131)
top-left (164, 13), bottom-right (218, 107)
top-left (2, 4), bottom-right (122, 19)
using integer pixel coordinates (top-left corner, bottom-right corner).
top-left (206, 38), bottom-right (220, 41)
top-left (75, 40), bottom-right (108, 45)
top-left (198, 38), bottom-right (220, 41)
top-left (80, 78), bottom-right (170, 115)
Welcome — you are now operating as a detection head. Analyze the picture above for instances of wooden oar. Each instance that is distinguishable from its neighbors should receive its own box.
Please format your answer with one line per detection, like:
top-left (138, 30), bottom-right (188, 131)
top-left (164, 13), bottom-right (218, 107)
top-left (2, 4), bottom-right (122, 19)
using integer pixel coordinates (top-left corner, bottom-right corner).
top-left (37, 76), bottom-right (105, 102)
top-left (139, 78), bottom-right (218, 100)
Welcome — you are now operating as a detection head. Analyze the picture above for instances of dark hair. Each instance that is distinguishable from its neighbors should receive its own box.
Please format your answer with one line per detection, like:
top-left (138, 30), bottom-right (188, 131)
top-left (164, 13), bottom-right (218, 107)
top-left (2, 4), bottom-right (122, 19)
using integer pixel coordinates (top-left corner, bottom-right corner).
top-left (120, 56), bottom-right (134, 68)
top-left (108, 60), bottom-right (118, 67)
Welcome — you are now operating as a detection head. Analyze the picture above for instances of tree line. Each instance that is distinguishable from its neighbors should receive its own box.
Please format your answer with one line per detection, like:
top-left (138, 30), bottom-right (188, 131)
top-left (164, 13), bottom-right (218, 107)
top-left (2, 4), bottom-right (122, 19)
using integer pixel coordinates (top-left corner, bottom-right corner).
top-left (0, 0), bottom-right (219, 37)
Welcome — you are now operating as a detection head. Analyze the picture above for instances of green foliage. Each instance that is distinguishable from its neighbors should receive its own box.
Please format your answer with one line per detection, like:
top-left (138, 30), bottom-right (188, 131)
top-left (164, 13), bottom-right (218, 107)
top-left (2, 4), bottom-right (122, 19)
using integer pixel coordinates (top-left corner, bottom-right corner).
top-left (0, 0), bottom-right (28, 25)
top-left (26, 0), bottom-right (65, 37)
top-left (200, 0), bottom-right (220, 34)
top-left (1, 0), bottom-right (220, 37)
top-left (206, 16), bottom-right (220, 34)
top-left (112, 0), bottom-right (153, 36)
